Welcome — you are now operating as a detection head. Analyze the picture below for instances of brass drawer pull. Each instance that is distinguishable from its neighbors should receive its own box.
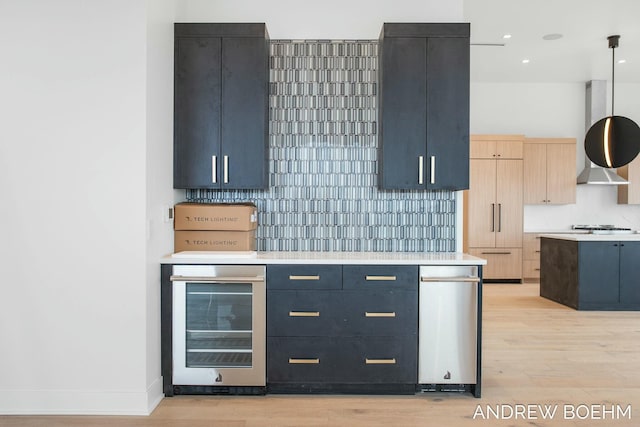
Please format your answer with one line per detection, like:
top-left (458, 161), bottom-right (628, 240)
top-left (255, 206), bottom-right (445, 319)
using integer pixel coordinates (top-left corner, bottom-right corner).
top-left (365, 275), bottom-right (397, 281)
top-left (289, 358), bottom-right (319, 364)
top-left (365, 358), bottom-right (396, 365)
top-left (289, 275), bottom-right (320, 281)
top-left (288, 311), bottom-right (320, 317)
top-left (365, 312), bottom-right (396, 318)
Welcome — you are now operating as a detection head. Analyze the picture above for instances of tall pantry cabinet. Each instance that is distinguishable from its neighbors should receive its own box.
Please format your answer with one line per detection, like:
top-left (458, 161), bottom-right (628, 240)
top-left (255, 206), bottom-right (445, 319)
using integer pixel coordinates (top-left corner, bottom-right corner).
top-left (466, 135), bottom-right (524, 281)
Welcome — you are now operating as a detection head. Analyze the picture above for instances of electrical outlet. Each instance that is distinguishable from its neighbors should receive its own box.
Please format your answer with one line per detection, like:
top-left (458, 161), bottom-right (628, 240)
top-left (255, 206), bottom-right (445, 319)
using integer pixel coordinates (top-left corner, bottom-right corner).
top-left (163, 205), bottom-right (174, 223)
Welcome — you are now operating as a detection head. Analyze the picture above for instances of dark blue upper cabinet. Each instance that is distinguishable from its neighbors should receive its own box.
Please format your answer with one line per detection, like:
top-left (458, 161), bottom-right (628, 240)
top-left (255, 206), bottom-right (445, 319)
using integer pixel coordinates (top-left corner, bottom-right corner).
top-left (174, 23), bottom-right (269, 190)
top-left (378, 23), bottom-right (470, 191)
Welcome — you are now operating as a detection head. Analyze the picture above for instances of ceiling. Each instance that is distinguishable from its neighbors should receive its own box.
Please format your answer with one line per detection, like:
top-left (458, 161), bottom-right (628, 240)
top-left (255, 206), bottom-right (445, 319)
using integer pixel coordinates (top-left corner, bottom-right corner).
top-left (464, 0), bottom-right (640, 83)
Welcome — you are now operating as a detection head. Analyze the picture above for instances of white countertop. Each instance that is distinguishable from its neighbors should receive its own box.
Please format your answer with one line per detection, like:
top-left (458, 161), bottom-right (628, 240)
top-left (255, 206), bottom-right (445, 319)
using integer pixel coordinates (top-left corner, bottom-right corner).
top-left (161, 251), bottom-right (487, 265)
top-left (539, 233), bottom-right (640, 242)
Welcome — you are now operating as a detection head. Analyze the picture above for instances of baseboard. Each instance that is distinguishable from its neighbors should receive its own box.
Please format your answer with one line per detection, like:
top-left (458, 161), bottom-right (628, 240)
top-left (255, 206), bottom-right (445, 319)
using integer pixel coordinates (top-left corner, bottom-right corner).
top-left (0, 378), bottom-right (164, 416)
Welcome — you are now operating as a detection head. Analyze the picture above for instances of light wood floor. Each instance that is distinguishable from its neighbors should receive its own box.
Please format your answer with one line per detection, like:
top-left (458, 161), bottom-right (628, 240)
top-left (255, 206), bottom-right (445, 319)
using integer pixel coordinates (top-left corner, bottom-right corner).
top-left (2, 282), bottom-right (639, 426)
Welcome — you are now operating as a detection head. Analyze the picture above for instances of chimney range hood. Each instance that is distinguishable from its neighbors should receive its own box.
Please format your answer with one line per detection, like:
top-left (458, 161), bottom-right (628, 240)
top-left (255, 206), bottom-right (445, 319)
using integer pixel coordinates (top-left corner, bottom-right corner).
top-left (577, 80), bottom-right (628, 185)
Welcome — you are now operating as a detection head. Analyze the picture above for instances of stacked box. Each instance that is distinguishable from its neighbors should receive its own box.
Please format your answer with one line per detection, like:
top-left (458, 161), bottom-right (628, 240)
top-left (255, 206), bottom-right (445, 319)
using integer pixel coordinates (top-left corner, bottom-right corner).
top-left (173, 202), bottom-right (258, 252)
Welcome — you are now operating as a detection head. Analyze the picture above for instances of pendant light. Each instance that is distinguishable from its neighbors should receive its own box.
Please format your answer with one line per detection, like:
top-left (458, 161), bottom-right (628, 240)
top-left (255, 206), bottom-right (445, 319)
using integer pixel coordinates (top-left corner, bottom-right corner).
top-left (584, 35), bottom-right (640, 168)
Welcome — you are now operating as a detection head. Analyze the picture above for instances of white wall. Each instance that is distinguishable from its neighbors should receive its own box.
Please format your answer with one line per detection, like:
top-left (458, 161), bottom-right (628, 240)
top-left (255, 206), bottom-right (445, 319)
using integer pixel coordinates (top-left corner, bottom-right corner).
top-left (0, 0), bottom-right (463, 416)
top-left (145, 0), bottom-right (181, 412)
top-left (471, 82), bottom-right (640, 231)
top-left (179, 0), bottom-right (462, 38)
top-left (0, 0), bottom-right (174, 415)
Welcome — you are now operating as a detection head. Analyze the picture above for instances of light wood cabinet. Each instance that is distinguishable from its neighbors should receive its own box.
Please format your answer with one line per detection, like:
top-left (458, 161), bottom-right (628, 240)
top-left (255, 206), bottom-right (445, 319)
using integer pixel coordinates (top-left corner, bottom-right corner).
top-left (466, 135), bottom-right (524, 281)
top-left (618, 156), bottom-right (640, 204)
top-left (523, 233), bottom-right (541, 280)
top-left (523, 138), bottom-right (576, 204)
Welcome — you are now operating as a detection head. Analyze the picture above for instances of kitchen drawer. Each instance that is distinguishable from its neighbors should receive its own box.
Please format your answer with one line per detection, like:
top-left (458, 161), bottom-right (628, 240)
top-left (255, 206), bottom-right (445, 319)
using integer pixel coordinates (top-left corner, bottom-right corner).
top-left (342, 290), bottom-right (417, 336)
top-left (267, 336), bottom-right (417, 384)
top-left (523, 233), bottom-right (541, 260)
top-left (523, 259), bottom-right (540, 279)
top-left (346, 336), bottom-right (417, 384)
top-left (342, 265), bottom-right (418, 290)
top-left (267, 337), bottom-right (342, 383)
top-left (267, 265), bottom-right (342, 290)
top-left (468, 248), bottom-right (522, 280)
top-left (267, 290), bottom-right (344, 337)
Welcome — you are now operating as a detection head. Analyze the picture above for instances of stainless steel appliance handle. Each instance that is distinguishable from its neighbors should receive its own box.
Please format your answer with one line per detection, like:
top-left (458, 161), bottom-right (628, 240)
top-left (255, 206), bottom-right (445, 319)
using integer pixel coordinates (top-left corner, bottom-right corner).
top-left (420, 276), bottom-right (480, 283)
top-left (170, 275), bottom-right (264, 283)
top-left (212, 155), bottom-right (217, 183)
top-left (430, 155), bottom-right (435, 184)
top-left (223, 155), bottom-right (229, 184)
top-left (418, 156), bottom-right (424, 185)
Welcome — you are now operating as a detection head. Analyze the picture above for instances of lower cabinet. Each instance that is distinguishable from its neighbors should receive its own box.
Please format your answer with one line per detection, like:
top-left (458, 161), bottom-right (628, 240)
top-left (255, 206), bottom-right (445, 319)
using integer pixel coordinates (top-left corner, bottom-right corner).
top-left (266, 264), bottom-right (418, 393)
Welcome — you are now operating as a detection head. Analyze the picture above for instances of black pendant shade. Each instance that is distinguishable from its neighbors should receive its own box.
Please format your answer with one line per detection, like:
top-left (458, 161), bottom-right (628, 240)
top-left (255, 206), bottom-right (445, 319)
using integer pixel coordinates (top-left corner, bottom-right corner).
top-left (584, 35), bottom-right (640, 168)
top-left (585, 115), bottom-right (640, 168)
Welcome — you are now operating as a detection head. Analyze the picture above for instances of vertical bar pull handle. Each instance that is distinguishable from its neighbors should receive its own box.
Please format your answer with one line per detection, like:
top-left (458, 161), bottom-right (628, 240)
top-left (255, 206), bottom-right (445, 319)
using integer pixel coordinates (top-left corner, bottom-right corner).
top-left (418, 156), bottom-right (424, 185)
top-left (223, 155), bottom-right (229, 184)
top-left (491, 203), bottom-right (495, 232)
top-left (430, 156), bottom-right (435, 184)
top-left (212, 155), bottom-right (217, 184)
top-left (498, 203), bottom-right (502, 232)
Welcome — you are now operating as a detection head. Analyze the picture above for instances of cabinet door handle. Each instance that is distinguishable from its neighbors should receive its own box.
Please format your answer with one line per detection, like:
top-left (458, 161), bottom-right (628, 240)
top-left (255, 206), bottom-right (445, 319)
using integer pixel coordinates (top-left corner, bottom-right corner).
top-left (430, 155), bottom-right (436, 184)
top-left (289, 358), bottom-right (320, 364)
top-left (491, 203), bottom-right (495, 232)
top-left (365, 312), bottom-right (396, 318)
top-left (365, 275), bottom-right (396, 281)
top-left (212, 155), bottom-right (217, 184)
top-left (421, 276), bottom-right (480, 283)
top-left (534, 268), bottom-right (541, 271)
top-left (223, 155), bottom-right (229, 183)
top-left (288, 275), bottom-right (320, 281)
top-left (535, 250), bottom-right (541, 253)
top-left (288, 311), bottom-right (320, 317)
top-left (365, 358), bottom-right (396, 365)
top-left (480, 251), bottom-right (511, 255)
top-left (497, 203), bottom-right (502, 232)
top-left (418, 156), bottom-right (424, 185)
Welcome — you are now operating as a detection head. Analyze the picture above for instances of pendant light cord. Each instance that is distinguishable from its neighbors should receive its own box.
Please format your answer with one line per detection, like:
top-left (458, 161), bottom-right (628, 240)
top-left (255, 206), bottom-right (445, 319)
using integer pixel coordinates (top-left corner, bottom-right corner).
top-left (611, 43), bottom-right (615, 116)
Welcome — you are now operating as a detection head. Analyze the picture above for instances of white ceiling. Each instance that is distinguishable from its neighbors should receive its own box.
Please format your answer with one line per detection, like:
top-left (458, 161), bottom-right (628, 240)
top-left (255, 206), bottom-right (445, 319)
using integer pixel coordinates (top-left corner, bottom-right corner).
top-left (464, 0), bottom-right (640, 83)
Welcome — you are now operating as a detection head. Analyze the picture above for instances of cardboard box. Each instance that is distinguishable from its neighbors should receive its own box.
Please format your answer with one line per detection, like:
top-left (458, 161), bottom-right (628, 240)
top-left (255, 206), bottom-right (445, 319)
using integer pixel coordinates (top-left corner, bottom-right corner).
top-left (174, 202), bottom-right (258, 231)
top-left (174, 230), bottom-right (257, 252)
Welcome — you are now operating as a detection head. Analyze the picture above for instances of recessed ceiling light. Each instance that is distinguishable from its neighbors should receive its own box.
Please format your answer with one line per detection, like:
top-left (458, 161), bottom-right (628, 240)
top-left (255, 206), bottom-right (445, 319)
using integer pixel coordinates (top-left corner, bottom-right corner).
top-left (542, 33), bottom-right (563, 41)
top-left (618, 59), bottom-right (627, 64)
top-left (503, 34), bottom-right (512, 39)
top-left (522, 59), bottom-right (530, 64)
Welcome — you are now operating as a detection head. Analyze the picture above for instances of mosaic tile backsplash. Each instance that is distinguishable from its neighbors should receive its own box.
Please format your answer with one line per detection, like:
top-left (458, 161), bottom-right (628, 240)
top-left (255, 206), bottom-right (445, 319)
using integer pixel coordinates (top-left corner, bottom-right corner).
top-left (186, 40), bottom-right (457, 252)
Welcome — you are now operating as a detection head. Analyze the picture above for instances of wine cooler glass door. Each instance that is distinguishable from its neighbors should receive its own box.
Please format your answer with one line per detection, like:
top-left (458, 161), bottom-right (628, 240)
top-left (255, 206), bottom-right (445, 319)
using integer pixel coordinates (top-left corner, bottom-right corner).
top-left (172, 266), bottom-right (265, 386)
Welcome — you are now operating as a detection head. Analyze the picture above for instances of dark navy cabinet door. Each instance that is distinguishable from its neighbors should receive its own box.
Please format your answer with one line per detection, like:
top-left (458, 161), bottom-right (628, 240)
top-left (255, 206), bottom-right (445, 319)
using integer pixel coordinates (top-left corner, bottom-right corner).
top-left (426, 36), bottom-right (469, 190)
top-left (378, 37), bottom-right (427, 190)
top-left (619, 241), bottom-right (640, 304)
top-left (579, 242), bottom-right (620, 304)
top-left (221, 36), bottom-right (268, 189)
top-left (174, 36), bottom-right (222, 189)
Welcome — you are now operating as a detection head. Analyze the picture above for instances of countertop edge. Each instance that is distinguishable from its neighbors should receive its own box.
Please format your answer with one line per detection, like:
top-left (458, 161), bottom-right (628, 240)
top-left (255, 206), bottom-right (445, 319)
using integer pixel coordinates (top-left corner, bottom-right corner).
top-left (539, 233), bottom-right (640, 242)
top-left (160, 251), bottom-right (487, 265)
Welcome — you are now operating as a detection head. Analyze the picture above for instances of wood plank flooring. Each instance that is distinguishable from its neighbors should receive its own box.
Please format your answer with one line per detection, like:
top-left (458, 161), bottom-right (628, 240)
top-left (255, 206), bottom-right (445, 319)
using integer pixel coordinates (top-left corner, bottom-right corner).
top-left (2, 282), bottom-right (639, 426)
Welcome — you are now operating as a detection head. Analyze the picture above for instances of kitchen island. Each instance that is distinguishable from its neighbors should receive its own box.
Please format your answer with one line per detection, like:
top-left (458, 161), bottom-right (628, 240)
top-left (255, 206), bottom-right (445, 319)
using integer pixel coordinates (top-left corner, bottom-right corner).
top-left (539, 234), bottom-right (640, 310)
top-left (161, 252), bottom-right (486, 397)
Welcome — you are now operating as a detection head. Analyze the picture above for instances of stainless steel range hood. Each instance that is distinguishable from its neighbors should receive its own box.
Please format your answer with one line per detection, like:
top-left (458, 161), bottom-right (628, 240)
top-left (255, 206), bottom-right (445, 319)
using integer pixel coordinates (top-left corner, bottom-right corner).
top-left (577, 80), bottom-right (628, 185)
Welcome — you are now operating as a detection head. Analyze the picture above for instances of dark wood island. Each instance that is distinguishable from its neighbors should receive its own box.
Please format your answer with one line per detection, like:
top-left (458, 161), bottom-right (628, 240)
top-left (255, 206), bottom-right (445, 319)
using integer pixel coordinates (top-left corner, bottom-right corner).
top-left (540, 234), bottom-right (640, 310)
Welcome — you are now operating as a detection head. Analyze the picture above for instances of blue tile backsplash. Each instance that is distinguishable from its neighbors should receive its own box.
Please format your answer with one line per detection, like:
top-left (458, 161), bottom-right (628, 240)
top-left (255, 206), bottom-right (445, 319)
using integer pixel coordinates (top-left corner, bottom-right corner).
top-left (186, 40), bottom-right (457, 252)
